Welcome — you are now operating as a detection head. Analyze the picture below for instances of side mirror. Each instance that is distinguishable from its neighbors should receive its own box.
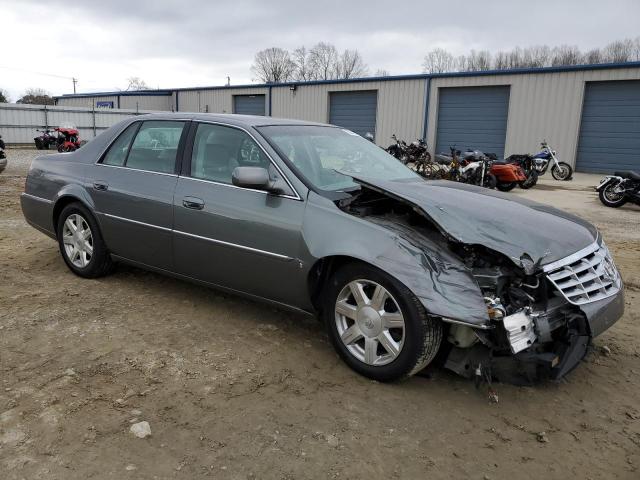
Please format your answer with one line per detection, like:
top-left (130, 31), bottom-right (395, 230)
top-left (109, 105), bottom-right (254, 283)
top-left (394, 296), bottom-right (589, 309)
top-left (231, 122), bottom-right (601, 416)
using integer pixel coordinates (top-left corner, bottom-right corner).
top-left (232, 166), bottom-right (283, 194)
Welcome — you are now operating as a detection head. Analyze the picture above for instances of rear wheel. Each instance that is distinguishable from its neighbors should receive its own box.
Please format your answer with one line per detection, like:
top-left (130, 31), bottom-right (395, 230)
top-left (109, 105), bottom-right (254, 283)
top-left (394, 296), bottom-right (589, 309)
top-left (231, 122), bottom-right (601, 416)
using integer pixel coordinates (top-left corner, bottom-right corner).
top-left (598, 183), bottom-right (627, 208)
top-left (551, 162), bottom-right (572, 181)
top-left (57, 203), bottom-right (113, 278)
top-left (519, 170), bottom-right (538, 189)
top-left (323, 262), bottom-right (442, 382)
top-left (483, 173), bottom-right (497, 189)
top-left (496, 182), bottom-right (516, 192)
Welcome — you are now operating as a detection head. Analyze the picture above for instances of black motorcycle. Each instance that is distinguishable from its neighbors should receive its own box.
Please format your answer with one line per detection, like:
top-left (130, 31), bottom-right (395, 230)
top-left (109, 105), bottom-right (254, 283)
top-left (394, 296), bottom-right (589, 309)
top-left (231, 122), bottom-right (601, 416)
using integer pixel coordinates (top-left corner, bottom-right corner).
top-left (596, 171), bottom-right (640, 208)
top-left (34, 129), bottom-right (57, 150)
top-left (386, 134), bottom-right (409, 164)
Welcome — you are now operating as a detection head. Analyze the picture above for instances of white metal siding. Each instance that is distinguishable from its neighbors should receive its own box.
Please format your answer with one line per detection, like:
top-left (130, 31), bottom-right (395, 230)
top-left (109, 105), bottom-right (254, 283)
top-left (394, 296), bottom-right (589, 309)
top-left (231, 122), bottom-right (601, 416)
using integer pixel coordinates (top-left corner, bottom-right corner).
top-left (119, 95), bottom-right (172, 111)
top-left (426, 67), bottom-right (640, 167)
top-left (178, 87), bottom-right (269, 113)
top-left (56, 96), bottom-right (119, 109)
top-left (270, 78), bottom-right (426, 147)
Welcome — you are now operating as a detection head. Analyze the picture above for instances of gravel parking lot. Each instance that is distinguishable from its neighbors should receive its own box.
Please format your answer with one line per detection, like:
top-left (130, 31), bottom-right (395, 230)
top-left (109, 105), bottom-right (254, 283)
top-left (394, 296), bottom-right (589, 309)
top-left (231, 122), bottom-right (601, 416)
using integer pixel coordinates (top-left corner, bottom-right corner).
top-left (1, 148), bottom-right (639, 479)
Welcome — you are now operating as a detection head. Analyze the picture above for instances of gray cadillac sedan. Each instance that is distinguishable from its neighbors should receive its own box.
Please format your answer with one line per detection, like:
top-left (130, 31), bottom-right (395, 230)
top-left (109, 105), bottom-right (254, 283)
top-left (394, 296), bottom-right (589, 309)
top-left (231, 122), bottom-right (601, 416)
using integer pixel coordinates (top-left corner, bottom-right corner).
top-left (21, 113), bottom-right (624, 384)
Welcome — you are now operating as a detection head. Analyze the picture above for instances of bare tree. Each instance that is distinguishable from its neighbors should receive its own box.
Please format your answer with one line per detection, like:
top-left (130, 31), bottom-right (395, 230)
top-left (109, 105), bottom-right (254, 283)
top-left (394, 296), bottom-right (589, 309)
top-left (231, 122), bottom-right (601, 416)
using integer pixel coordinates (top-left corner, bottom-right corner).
top-left (0, 89), bottom-right (9, 103)
top-left (551, 45), bottom-right (581, 66)
top-left (632, 36), bottom-right (640, 61)
top-left (522, 46), bottom-right (551, 67)
top-left (466, 50), bottom-right (492, 71)
top-left (602, 39), bottom-right (633, 62)
top-left (455, 55), bottom-right (468, 72)
top-left (17, 88), bottom-right (54, 105)
top-left (308, 42), bottom-right (339, 80)
top-left (583, 48), bottom-right (603, 64)
top-left (126, 77), bottom-right (149, 91)
top-left (251, 47), bottom-right (295, 83)
top-left (292, 47), bottom-right (315, 81)
top-left (374, 69), bottom-right (390, 77)
top-left (336, 49), bottom-right (368, 79)
top-left (422, 48), bottom-right (456, 73)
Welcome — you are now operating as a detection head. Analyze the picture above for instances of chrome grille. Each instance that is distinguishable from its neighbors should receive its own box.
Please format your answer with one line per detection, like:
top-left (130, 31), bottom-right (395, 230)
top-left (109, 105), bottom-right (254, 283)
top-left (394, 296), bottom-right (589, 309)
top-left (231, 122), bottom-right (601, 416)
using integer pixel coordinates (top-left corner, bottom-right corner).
top-left (543, 241), bottom-right (621, 305)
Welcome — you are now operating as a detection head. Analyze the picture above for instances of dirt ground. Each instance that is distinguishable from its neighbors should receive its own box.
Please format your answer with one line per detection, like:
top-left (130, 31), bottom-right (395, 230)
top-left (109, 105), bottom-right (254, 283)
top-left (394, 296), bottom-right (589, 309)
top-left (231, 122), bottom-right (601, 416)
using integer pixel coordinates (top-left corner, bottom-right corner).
top-left (1, 149), bottom-right (639, 480)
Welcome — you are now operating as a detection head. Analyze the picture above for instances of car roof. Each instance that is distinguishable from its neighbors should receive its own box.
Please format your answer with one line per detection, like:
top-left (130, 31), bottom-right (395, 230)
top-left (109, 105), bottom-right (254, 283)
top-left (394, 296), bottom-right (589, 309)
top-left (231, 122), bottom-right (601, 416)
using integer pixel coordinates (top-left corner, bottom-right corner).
top-left (135, 112), bottom-right (332, 128)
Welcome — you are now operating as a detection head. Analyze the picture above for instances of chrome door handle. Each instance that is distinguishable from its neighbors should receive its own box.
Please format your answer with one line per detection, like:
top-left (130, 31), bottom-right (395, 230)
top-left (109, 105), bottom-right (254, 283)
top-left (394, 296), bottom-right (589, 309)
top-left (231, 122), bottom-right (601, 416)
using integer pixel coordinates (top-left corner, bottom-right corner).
top-left (93, 181), bottom-right (108, 191)
top-left (183, 197), bottom-right (205, 210)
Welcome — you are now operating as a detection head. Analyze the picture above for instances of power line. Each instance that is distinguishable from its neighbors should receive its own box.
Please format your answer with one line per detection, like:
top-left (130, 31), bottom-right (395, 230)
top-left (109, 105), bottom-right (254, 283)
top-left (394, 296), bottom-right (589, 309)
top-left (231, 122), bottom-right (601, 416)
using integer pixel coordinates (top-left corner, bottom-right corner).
top-left (0, 65), bottom-right (75, 80)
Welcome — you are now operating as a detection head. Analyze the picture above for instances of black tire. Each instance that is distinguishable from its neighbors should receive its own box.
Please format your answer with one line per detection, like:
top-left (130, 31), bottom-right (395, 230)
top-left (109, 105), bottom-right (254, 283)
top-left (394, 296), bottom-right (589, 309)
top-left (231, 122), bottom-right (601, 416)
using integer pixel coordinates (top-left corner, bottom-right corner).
top-left (551, 162), bottom-right (573, 181)
top-left (56, 203), bottom-right (114, 278)
top-left (598, 184), bottom-right (627, 208)
top-left (496, 182), bottom-right (516, 192)
top-left (35, 140), bottom-right (43, 150)
top-left (323, 262), bottom-right (443, 382)
top-left (483, 173), bottom-right (497, 189)
top-left (519, 170), bottom-right (538, 189)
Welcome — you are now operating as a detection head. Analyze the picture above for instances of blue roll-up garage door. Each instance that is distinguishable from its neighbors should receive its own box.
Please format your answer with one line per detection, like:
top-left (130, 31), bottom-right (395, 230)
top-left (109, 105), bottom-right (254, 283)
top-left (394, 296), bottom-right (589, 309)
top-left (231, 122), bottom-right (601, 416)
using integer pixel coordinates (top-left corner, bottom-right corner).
top-left (329, 91), bottom-right (377, 138)
top-left (435, 86), bottom-right (510, 158)
top-left (233, 95), bottom-right (266, 116)
top-left (576, 80), bottom-right (640, 173)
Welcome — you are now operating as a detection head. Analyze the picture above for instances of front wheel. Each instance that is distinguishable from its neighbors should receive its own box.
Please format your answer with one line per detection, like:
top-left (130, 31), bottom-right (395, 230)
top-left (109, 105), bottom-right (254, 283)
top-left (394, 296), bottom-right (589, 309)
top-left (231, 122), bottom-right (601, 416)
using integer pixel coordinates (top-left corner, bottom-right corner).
top-left (598, 183), bottom-right (627, 208)
top-left (323, 262), bottom-right (442, 382)
top-left (551, 162), bottom-right (573, 181)
top-left (496, 182), bottom-right (516, 192)
top-left (483, 173), bottom-right (497, 189)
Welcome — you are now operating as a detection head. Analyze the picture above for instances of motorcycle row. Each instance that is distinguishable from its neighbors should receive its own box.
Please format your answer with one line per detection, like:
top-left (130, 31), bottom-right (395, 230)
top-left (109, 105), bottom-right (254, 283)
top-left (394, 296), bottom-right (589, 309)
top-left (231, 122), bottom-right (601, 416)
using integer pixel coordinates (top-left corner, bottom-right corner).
top-left (385, 135), bottom-right (573, 191)
top-left (34, 126), bottom-right (83, 152)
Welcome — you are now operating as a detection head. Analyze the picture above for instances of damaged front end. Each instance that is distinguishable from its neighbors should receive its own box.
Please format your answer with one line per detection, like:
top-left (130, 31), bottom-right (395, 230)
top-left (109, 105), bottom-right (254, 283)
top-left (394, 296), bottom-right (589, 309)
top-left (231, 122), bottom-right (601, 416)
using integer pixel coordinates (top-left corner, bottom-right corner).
top-left (338, 178), bottom-right (624, 384)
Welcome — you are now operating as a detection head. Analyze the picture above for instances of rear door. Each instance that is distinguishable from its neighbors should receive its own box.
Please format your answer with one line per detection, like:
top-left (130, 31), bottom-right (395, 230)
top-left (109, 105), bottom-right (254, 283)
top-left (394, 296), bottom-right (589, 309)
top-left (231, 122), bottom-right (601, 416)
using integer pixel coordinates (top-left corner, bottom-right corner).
top-left (87, 120), bottom-right (188, 270)
top-left (172, 121), bottom-right (308, 306)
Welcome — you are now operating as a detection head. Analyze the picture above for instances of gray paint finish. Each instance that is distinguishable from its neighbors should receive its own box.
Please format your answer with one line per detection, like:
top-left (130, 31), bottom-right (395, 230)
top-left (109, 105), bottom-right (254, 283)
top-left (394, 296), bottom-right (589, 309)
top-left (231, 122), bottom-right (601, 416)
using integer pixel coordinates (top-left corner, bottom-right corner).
top-left (435, 86), bottom-right (510, 158)
top-left (576, 80), bottom-right (640, 173)
top-left (329, 91), bottom-right (377, 138)
top-left (233, 95), bottom-right (266, 116)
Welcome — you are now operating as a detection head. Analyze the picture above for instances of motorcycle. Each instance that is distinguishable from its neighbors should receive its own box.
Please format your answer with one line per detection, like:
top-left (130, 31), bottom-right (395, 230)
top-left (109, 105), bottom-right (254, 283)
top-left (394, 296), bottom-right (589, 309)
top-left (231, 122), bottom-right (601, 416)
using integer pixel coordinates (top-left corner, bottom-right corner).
top-left (462, 149), bottom-right (525, 191)
top-left (386, 134), bottom-right (409, 164)
top-left (530, 141), bottom-right (573, 181)
top-left (55, 126), bottom-right (82, 152)
top-left (595, 171), bottom-right (640, 208)
top-left (34, 129), bottom-right (58, 150)
top-left (460, 150), bottom-right (497, 188)
top-left (501, 153), bottom-right (538, 189)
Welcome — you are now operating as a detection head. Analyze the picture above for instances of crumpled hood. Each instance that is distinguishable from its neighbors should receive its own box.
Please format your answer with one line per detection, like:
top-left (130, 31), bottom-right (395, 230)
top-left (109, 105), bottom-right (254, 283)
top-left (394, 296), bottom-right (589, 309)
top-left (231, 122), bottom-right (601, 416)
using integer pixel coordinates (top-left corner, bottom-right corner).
top-left (351, 176), bottom-right (598, 268)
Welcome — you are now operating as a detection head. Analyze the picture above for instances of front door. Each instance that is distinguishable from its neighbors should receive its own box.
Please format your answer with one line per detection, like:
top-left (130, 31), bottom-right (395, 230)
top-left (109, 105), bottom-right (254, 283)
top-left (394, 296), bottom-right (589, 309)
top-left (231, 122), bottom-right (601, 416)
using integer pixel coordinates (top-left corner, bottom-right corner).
top-left (87, 120), bottom-right (187, 270)
top-left (172, 122), bottom-right (307, 306)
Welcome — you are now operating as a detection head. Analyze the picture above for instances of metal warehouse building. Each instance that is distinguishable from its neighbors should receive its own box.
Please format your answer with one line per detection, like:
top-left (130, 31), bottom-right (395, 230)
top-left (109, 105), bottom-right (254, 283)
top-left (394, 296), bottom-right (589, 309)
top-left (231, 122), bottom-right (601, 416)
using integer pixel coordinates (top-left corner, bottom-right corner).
top-left (56, 62), bottom-right (640, 173)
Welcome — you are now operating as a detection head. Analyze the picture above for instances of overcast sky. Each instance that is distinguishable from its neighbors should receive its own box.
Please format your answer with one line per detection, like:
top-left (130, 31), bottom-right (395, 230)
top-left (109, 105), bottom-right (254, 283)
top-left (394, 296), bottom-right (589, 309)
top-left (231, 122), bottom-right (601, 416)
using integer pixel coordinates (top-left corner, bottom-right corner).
top-left (1, 0), bottom-right (638, 100)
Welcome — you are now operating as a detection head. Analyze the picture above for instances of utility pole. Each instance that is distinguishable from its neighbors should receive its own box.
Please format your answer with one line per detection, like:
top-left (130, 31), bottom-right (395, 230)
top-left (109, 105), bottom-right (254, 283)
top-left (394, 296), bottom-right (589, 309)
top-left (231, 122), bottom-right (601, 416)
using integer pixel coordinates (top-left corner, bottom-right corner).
top-left (226, 76), bottom-right (230, 86)
top-left (72, 77), bottom-right (78, 94)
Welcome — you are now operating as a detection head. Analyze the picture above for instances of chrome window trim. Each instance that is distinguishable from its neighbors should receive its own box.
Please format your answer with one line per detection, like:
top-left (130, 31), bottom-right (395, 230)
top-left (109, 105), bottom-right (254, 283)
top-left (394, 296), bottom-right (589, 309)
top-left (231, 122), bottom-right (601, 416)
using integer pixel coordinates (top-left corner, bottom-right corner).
top-left (95, 163), bottom-right (178, 177)
top-left (173, 229), bottom-right (294, 261)
top-left (178, 175), bottom-right (299, 200)
top-left (188, 120), bottom-right (302, 201)
top-left (101, 212), bottom-right (172, 232)
top-left (100, 212), bottom-right (293, 261)
top-left (21, 192), bottom-right (53, 204)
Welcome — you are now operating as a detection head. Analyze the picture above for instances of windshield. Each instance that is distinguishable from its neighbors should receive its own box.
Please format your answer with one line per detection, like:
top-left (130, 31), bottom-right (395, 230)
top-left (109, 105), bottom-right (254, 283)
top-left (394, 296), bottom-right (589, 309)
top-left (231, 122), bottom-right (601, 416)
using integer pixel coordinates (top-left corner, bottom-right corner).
top-left (257, 125), bottom-right (418, 192)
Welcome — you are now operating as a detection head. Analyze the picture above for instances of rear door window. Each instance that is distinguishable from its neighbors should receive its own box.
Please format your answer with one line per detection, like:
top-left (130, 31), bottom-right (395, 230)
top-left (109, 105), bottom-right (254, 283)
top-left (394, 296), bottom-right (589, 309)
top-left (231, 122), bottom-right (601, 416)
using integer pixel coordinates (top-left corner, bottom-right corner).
top-left (126, 121), bottom-right (186, 174)
top-left (102, 123), bottom-right (139, 166)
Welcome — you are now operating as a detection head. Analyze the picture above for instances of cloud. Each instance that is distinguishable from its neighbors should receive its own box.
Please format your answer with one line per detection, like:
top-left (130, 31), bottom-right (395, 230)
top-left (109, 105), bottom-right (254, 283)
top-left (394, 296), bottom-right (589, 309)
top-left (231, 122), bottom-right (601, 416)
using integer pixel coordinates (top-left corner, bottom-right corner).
top-left (1, 0), bottom-right (637, 99)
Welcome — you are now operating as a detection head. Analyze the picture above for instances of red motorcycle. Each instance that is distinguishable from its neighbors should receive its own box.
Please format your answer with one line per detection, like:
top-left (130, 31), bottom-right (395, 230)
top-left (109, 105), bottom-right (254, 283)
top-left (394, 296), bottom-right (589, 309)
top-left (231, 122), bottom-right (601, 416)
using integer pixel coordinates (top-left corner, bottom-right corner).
top-left (490, 161), bottom-right (528, 191)
top-left (55, 127), bottom-right (81, 152)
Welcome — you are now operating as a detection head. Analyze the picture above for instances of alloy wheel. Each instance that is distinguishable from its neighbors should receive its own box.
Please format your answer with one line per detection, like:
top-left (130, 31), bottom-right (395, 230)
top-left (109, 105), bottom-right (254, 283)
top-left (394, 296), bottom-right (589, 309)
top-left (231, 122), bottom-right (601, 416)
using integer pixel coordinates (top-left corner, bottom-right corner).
top-left (334, 279), bottom-right (405, 366)
top-left (62, 213), bottom-right (93, 268)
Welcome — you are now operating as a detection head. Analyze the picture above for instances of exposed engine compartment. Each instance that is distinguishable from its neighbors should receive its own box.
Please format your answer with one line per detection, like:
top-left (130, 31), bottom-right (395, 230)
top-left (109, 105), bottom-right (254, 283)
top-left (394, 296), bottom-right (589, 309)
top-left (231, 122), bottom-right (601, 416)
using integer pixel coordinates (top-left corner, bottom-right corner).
top-left (338, 185), bottom-right (590, 384)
